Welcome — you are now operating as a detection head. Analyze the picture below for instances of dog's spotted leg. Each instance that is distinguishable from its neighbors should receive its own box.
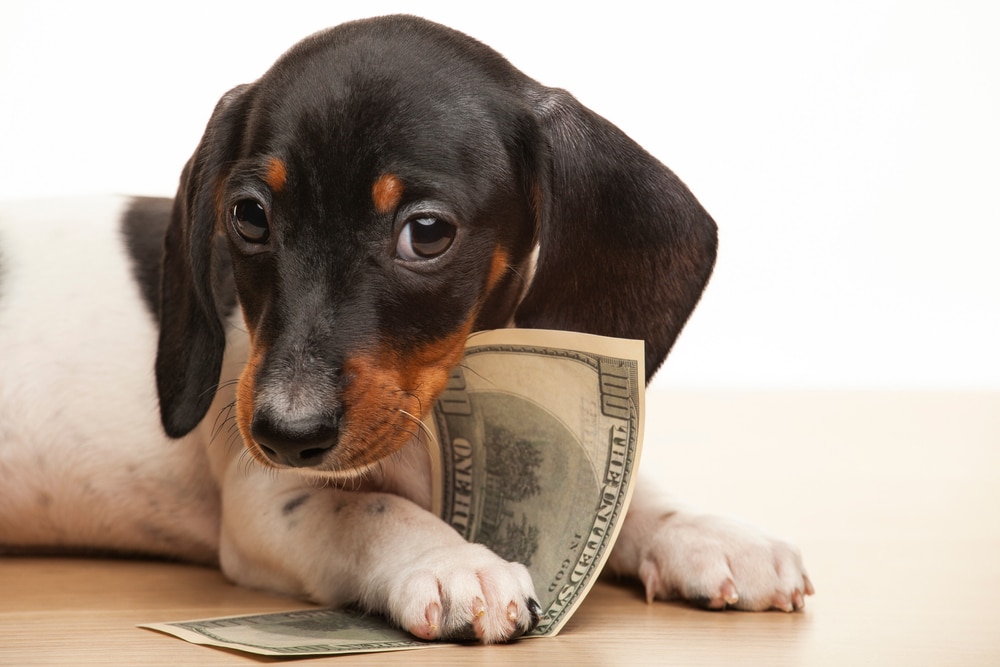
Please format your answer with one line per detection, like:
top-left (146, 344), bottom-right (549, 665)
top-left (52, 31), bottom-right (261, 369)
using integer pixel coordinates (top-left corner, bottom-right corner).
top-left (607, 478), bottom-right (814, 611)
top-left (216, 465), bottom-right (539, 644)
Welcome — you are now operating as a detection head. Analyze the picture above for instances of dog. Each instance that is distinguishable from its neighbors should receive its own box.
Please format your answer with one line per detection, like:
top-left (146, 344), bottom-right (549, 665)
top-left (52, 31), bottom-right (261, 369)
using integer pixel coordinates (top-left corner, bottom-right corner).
top-left (0, 15), bottom-right (812, 643)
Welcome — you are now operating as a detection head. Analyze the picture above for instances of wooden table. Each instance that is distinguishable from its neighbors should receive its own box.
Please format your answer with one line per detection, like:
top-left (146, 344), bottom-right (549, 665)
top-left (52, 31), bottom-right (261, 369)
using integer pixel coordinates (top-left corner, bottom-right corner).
top-left (3, 391), bottom-right (998, 666)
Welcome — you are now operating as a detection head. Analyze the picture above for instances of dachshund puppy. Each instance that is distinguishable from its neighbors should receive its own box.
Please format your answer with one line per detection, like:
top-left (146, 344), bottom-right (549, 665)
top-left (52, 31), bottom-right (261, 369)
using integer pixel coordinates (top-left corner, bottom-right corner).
top-left (0, 15), bottom-right (811, 643)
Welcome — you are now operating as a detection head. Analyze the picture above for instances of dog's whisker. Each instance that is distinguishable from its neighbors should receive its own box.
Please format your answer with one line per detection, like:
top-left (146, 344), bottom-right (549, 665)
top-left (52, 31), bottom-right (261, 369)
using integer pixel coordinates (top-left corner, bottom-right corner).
top-left (407, 391), bottom-right (424, 422)
top-left (398, 413), bottom-right (421, 439)
top-left (209, 416), bottom-right (240, 452)
top-left (401, 413), bottom-right (438, 449)
top-left (456, 362), bottom-right (497, 387)
top-left (507, 263), bottom-right (528, 287)
top-left (225, 430), bottom-right (245, 455)
top-left (209, 401), bottom-right (238, 443)
top-left (235, 449), bottom-right (256, 477)
top-left (195, 383), bottom-right (222, 403)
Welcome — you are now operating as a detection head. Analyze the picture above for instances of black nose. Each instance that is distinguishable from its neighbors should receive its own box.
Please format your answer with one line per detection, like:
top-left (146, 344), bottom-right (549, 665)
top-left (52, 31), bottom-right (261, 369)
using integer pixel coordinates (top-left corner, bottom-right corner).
top-left (250, 412), bottom-right (339, 468)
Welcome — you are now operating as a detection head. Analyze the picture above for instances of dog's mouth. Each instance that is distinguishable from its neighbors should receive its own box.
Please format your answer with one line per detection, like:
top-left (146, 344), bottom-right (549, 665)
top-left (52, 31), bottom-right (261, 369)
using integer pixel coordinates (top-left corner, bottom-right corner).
top-left (233, 332), bottom-right (469, 476)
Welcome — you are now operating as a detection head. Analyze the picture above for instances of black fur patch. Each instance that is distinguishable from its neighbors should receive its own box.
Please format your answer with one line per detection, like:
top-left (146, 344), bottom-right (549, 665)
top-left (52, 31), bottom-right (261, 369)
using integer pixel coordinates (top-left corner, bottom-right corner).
top-left (120, 197), bottom-right (171, 321)
top-left (282, 493), bottom-right (311, 516)
top-left (121, 196), bottom-right (237, 325)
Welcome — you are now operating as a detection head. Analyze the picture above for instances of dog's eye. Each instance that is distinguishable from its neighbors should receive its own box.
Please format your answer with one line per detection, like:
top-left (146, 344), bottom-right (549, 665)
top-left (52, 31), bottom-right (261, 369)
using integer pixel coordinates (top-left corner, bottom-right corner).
top-left (231, 199), bottom-right (270, 244)
top-left (396, 216), bottom-right (456, 260)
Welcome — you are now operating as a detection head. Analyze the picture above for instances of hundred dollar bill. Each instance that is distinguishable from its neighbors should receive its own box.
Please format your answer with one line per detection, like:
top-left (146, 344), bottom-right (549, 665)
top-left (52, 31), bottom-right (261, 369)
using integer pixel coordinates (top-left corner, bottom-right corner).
top-left (427, 328), bottom-right (645, 637)
top-left (141, 328), bottom-right (644, 656)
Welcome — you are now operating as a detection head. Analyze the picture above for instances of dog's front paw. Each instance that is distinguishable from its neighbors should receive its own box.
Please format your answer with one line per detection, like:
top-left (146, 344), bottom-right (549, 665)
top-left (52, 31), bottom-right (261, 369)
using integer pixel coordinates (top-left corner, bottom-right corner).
top-left (383, 542), bottom-right (540, 644)
top-left (634, 512), bottom-right (814, 612)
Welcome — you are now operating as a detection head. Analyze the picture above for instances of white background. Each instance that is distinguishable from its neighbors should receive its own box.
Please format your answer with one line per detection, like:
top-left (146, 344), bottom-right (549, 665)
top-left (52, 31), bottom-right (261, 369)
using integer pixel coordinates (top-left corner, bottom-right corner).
top-left (1, 0), bottom-right (997, 390)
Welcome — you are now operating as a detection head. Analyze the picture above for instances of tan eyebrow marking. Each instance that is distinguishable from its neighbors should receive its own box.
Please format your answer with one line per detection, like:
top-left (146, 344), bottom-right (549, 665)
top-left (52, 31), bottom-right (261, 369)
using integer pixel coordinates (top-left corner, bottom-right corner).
top-left (372, 173), bottom-right (404, 214)
top-left (264, 157), bottom-right (287, 192)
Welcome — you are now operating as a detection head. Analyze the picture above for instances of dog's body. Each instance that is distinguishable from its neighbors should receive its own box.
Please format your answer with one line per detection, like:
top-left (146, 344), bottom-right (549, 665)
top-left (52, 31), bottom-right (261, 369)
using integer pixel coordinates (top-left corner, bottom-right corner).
top-left (0, 16), bottom-right (811, 643)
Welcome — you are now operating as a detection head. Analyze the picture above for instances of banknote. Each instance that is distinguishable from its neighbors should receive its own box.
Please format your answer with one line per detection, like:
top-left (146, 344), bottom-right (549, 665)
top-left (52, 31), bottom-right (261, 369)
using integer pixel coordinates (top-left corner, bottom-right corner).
top-left (428, 328), bottom-right (645, 636)
top-left (142, 328), bottom-right (645, 656)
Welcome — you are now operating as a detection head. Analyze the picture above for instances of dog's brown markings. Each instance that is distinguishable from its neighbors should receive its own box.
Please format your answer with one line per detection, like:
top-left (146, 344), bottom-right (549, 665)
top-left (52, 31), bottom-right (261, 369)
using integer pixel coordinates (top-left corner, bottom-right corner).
top-left (332, 251), bottom-right (512, 471)
top-left (338, 318), bottom-right (475, 470)
top-left (235, 342), bottom-right (272, 467)
top-left (485, 247), bottom-right (510, 294)
top-left (264, 157), bottom-right (288, 193)
top-left (372, 173), bottom-right (404, 214)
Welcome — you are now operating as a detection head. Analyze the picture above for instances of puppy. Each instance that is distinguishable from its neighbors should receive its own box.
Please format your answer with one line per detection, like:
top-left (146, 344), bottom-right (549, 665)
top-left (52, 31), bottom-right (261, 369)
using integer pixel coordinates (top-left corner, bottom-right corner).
top-left (0, 15), bottom-right (811, 643)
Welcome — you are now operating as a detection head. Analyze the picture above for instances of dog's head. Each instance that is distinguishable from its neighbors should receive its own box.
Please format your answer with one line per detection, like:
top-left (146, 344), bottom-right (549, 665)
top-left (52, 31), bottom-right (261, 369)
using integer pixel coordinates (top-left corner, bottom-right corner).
top-left (155, 15), bottom-right (717, 476)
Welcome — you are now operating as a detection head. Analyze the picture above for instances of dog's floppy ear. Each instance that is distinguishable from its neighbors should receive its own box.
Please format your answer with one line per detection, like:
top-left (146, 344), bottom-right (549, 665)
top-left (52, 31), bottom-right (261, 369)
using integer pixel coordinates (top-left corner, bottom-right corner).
top-left (156, 85), bottom-right (249, 438)
top-left (515, 89), bottom-right (718, 381)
